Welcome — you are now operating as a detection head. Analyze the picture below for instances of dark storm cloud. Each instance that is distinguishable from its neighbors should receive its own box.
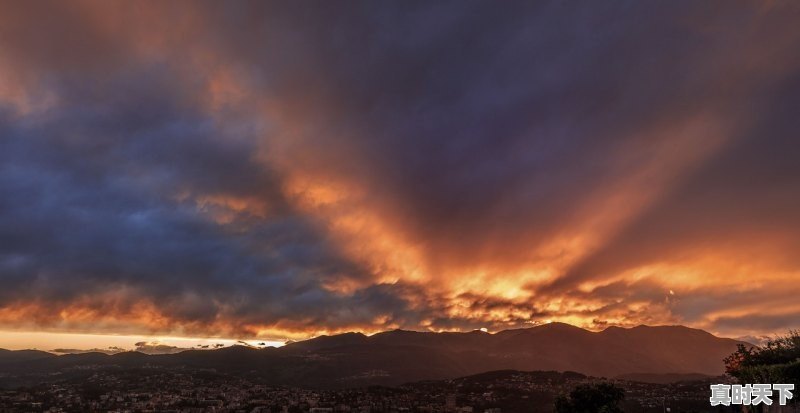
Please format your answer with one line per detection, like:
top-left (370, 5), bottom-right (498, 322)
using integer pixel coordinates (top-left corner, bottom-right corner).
top-left (541, 71), bottom-right (800, 293)
top-left (0, 65), bottom-right (371, 329)
top-left (198, 0), bottom-right (800, 275)
top-left (1, 0), bottom-right (800, 339)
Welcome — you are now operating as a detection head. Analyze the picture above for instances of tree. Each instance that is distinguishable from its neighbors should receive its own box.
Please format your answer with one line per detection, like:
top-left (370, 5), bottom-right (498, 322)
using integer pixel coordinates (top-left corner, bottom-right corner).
top-left (724, 330), bottom-right (800, 411)
top-left (725, 330), bottom-right (800, 383)
top-left (554, 382), bottom-right (625, 413)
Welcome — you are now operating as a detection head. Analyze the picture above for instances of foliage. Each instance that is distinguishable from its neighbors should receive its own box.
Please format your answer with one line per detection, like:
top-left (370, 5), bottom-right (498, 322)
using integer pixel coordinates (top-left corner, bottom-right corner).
top-left (554, 381), bottom-right (625, 413)
top-left (724, 330), bottom-right (800, 402)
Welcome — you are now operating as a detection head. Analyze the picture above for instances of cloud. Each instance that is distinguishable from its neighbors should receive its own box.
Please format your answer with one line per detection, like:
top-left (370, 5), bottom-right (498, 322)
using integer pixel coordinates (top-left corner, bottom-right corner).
top-left (51, 347), bottom-right (127, 355)
top-left (134, 341), bottom-right (191, 355)
top-left (0, 1), bottom-right (799, 340)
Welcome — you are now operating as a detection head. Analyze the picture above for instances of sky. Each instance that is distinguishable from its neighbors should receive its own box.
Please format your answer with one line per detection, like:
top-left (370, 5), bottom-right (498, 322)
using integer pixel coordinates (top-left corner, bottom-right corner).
top-left (1, 1), bottom-right (800, 351)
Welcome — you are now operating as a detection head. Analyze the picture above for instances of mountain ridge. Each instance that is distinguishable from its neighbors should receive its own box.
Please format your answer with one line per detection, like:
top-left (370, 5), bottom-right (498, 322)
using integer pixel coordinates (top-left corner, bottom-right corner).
top-left (0, 323), bottom-right (748, 388)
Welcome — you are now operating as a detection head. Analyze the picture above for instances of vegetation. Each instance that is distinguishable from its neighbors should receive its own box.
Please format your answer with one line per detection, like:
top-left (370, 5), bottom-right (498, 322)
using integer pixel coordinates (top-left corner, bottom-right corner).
top-left (554, 381), bottom-right (625, 413)
top-left (724, 330), bottom-right (800, 403)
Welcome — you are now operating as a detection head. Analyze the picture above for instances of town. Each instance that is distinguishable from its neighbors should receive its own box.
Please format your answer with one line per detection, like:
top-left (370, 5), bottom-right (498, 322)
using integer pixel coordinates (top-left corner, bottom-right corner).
top-left (0, 366), bottom-right (719, 413)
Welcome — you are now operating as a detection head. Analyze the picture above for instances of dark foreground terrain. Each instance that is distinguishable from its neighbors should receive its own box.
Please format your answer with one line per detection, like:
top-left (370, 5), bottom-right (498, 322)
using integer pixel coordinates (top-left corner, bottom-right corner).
top-left (0, 324), bottom-right (744, 388)
top-left (0, 324), bottom-right (749, 412)
top-left (0, 367), bottom-right (726, 413)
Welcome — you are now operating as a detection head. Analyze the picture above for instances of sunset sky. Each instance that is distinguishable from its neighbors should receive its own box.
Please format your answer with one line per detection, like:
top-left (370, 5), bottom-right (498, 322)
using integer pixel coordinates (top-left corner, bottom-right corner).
top-left (1, 1), bottom-right (800, 351)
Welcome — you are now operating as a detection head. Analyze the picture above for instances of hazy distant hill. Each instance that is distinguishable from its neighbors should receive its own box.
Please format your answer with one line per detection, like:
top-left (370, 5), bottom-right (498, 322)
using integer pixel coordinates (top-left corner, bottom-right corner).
top-left (0, 323), bottom-right (747, 387)
top-left (0, 349), bottom-right (55, 364)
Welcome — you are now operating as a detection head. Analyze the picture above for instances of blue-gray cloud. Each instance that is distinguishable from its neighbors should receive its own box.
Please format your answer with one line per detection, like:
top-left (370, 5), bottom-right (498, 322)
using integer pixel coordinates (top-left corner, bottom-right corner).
top-left (1, 1), bottom-right (799, 338)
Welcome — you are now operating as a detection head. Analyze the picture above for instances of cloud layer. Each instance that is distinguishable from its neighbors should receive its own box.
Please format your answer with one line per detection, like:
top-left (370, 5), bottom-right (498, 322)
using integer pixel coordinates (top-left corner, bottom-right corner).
top-left (1, 1), bottom-right (800, 340)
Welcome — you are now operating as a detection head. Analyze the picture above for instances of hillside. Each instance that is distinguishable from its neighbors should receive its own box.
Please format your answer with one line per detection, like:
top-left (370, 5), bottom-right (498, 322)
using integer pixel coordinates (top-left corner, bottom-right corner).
top-left (0, 323), bottom-right (747, 387)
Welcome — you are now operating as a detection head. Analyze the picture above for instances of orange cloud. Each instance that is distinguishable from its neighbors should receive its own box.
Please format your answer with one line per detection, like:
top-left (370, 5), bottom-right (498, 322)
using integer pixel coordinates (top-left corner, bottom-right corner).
top-left (1, 1), bottom-right (800, 348)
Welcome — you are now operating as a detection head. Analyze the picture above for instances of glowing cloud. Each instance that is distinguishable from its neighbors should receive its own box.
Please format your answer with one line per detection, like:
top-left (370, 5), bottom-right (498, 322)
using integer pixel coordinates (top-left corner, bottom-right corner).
top-left (1, 1), bottom-right (800, 347)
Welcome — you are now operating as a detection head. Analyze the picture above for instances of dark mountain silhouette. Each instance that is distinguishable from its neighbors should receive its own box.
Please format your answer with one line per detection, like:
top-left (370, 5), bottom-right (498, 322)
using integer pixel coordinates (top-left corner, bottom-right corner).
top-left (286, 331), bottom-right (368, 352)
top-left (0, 323), bottom-right (747, 387)
top-left (0, 349), bottom-right (55, 363)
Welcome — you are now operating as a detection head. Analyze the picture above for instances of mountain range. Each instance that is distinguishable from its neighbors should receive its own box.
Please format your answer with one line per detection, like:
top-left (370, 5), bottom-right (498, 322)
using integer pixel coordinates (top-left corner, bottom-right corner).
top-left (0, 323), bottom-right (746, 387)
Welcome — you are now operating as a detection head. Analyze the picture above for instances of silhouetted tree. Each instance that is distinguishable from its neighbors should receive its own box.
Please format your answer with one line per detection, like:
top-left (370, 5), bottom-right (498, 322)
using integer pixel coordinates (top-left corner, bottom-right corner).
top-left (554, 382), bottom-right (625, 413)
top-left (724, 330), bottom-right (800, 412)
top-left (725, 330), bottom-right (800, 386)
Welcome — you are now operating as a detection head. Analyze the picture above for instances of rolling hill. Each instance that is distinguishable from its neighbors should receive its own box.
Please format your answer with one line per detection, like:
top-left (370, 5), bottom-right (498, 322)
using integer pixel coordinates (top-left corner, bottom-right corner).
top-left (0, 323), bottom-right (747, 387)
